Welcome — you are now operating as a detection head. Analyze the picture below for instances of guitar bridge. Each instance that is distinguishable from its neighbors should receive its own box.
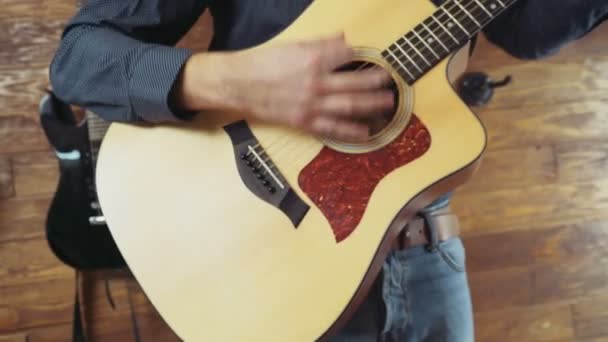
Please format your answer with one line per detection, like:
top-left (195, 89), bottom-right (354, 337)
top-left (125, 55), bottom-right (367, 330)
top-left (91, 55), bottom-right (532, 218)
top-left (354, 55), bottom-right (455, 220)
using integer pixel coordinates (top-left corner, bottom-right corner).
top-left (224, 121), bottom-right (309, 228)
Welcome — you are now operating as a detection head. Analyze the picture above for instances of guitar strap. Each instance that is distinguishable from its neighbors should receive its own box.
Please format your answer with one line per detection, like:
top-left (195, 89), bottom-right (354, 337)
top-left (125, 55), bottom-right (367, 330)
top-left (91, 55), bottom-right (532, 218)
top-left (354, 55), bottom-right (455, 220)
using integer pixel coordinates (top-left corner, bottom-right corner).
top-left (72, 271), bottom-right (86, 342)
top-left (71, 271), bottom-right (142, 342)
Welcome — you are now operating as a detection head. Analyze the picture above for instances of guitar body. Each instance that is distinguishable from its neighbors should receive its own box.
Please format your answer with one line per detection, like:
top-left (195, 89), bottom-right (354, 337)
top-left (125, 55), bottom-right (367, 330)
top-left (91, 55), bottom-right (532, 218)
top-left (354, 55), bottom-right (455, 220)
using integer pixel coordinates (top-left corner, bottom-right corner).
top-left (96, 0), bottom-right (486, 340)
top-left (40, 93), bottom-right (125, 269)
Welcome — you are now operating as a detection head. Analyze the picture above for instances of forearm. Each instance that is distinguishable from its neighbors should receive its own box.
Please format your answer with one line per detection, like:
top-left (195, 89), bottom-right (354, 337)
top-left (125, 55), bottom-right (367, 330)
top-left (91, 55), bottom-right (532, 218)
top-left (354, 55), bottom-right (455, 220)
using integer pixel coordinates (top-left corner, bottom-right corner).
top-left (49, 0), bottom-right (208, 123)
top-left (171, 51), bottom-right (245, 114)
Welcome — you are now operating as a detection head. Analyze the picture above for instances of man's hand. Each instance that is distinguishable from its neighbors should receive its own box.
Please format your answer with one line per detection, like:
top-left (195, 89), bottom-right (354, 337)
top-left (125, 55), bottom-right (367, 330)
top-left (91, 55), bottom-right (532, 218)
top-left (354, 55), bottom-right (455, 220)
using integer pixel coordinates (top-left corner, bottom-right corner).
top-left (175, 33), bottom-right (394, 141)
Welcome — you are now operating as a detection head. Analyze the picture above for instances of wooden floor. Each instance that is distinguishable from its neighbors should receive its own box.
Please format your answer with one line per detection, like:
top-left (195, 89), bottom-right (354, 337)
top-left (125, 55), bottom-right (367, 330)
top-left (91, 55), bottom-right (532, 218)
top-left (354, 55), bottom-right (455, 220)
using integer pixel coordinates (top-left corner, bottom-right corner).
top-left (1, 1), bottom-right (607, 341)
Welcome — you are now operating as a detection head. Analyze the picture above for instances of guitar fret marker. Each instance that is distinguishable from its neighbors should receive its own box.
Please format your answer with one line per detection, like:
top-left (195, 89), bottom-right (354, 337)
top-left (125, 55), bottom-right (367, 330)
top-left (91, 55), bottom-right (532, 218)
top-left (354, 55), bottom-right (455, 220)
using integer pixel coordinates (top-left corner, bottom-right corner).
top-left (490, 3), bottom-right (497, 10)
top-left (422, 22), bottom-right (450, 53)
top-left (442, 7), bottom-right (470, 35)
top-left (403, 37), bottom-right (431, 66)
top-left (473, 0), bottom-right (493, 17)
top-left (432, 16), bottom-right (459, 44)
top-left (413, 29), bottom-right (440, 59)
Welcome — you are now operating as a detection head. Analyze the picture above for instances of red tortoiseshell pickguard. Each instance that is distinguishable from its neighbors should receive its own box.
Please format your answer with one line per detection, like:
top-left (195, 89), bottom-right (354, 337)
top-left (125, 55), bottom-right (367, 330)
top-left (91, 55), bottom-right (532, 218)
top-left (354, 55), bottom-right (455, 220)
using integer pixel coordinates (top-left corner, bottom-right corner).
top-left (298, 115), bottom-right (431, 243)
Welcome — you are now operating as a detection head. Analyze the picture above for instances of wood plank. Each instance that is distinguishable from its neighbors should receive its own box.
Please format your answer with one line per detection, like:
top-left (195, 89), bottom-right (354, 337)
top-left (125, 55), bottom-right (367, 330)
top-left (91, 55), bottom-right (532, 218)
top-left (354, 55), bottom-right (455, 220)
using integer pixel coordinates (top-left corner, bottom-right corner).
top-left (460, 144), bottom-right (557, 193)
top-left (0, 116), bottom-right (50, 155)
top-left (475, 99), bottom-right (608, 151)
top-left (453, 180), bottom-right (608, 235)
top-left (12, 151), bottom-right (58, 197)
top-left (0, 18), bottom-right (66, 68)
top-left (0, 0), bottom-right (75, 21)
top-left (0, 238), bottom-right (72, 288)
top-left (531, 253), bottom-right (608, 306)
top-left (472, 57), bottom-right (608, 112)
top-left (468, 223), bottom-right (608, 312)
top-left (0, 278), bottom-right (73, 332)
top-left (572, 294), bottom-right (608, 339)
top-left (0, 69), bottom-right (50, 118)
top-left (0, 323), bottom-right (71, 342)
top-left (468, 266), bottom-right (532, 313)
top-left (0, 157), bottom-right (14, 199)
top-left (0, 196), bottom-right (50, 243)
top-left (463, 220), bottom-right (608, 273)
top-left (474, 304), bottom-right (574, 342)
top-left (556, 141), bottom-right (608, 183)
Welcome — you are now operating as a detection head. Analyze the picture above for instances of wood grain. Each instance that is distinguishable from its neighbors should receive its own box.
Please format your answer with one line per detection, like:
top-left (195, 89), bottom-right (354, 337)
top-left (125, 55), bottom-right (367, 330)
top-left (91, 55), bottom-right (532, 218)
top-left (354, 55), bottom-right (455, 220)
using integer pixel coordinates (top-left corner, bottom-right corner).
top-left (12, 152), bottom-right (58, 197)
top-left (464, 220), bottom-right (608, 273)
top-left (0, 196), bottom-right (50, 243)
top-left (0, 278), bottom-right (73, 332)
top-left (0, 323), bottom-right (71, 342)
top-left (0, 239), bottom-right (72, 288)
top-left (460, 144), bottom-right (557, 192)
top-left (468, 266), bottom-right (532, 313)
top-left (474, 304), bottom-right (574, 342)
top-left (0, 157), bottom-right (14, 199)
top-left (474, 99), bottom-right (608, 151)
top-left (454, 179), bottom-right (608, 234)
top-left (573, 294), bottom-right (608, 339)
top-left (0, 116), bottom-right (50, 155)
top-left (0, 69), bottom-right (49, 118)
top-left (0, 19), bottom-right (66, 68)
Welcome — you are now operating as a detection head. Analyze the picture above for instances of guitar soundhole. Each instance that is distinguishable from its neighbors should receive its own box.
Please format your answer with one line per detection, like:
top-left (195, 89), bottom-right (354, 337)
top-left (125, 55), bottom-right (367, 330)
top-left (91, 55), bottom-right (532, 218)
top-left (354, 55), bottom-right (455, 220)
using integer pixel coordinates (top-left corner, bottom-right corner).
top-left (336, 61), bottom-right (400, 138)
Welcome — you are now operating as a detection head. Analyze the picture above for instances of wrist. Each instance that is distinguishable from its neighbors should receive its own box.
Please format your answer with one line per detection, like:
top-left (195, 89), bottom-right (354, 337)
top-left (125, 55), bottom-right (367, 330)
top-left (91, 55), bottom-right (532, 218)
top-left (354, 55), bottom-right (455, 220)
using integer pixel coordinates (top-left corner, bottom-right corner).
top-left (171, 51), bottom-right (243, 113)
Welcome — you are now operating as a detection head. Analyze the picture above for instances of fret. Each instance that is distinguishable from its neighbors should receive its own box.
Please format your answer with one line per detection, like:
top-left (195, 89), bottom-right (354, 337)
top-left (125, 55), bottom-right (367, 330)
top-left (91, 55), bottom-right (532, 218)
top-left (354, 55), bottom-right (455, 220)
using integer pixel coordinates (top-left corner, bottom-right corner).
top-left (440, 6), bottom-right (470, 36)
top-left (472, 0), bottom-right (493, 18)
top-left (421, 22), bottom-right (450, 53)
top-left (453, 0), bottom-right (481, 28)
top-left (382, 0), bottom-right (519, 85)
top-left (411, 28), bottom-right (440, 60)
top-left (84, 110), bottom-right (111, 166)
top-left (392, 44), bottom-right (423, 73)
top-left (401, 36), bottom-right (432, 67)
top-left (383, 49), bottom-right (416, 82)
top-left (429, 15), bottom-right (460, 45)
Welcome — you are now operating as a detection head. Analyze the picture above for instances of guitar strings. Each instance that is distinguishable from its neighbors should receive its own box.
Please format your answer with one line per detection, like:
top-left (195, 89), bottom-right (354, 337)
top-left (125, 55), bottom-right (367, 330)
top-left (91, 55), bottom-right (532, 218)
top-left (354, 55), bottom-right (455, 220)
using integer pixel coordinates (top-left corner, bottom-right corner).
top-left (262, 0), bottom-right (492, 161)
top-left (350, 0), bottom-right (498, 72)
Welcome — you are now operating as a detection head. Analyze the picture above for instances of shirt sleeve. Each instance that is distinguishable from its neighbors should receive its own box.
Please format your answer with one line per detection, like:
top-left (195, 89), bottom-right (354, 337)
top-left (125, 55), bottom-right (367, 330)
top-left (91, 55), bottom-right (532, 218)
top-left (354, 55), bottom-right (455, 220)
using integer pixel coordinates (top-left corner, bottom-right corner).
top-left (49, 0), bottom-right (209, 123)
top-left (482, 0), bottom-right (608, 60)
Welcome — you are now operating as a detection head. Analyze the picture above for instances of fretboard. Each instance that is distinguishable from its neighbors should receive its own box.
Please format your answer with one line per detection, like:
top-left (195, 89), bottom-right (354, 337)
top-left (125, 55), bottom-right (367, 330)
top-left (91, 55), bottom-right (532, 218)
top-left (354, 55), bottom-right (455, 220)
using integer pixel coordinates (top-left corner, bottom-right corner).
top-left (382, 0), bottom-right (518, 84)
top-left (85, 111), bottom-right (110, 167)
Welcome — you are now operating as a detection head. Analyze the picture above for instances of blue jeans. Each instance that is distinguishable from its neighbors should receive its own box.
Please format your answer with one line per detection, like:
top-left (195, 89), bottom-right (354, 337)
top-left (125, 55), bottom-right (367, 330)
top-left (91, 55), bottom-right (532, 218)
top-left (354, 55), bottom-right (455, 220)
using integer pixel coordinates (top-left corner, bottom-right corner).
top-left (331, 238), bottom-right (473, 342)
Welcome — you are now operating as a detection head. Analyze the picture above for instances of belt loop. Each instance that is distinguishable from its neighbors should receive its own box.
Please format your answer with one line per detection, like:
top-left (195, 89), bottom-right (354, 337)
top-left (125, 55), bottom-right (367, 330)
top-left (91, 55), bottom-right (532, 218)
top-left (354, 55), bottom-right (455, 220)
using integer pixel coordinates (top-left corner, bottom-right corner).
top-left (421, 211), bottom-right (439, 252)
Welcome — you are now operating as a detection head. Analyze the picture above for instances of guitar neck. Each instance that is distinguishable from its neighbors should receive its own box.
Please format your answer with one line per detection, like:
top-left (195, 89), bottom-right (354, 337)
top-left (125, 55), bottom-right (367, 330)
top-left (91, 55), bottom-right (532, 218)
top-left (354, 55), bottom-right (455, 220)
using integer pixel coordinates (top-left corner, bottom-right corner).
top-left (383, 0), bottom-right (518, 84)
top-left (85, 111), bottom-right (110, 168)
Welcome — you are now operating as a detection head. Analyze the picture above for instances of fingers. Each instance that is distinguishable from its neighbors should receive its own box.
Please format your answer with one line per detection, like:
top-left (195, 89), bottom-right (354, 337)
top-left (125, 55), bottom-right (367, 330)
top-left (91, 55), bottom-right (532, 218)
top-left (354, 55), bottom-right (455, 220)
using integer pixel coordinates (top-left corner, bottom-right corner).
top-left (319, 68), bottom-right (393, 94)
top-left (315, 91), bottom-right (395, 118)
top-left (300, 32), bottom-right (354, 72)
top-left (309, 116), bottom-right (370, 142)
top-left (319, 33), bottom-right (354, 72)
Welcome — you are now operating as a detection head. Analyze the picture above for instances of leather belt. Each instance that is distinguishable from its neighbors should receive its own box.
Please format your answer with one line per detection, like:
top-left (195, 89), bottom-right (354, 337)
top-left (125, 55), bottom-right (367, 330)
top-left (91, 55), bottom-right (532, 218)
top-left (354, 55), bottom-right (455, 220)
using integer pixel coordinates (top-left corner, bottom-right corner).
top-left (391, 205), bottom-right (460, 251)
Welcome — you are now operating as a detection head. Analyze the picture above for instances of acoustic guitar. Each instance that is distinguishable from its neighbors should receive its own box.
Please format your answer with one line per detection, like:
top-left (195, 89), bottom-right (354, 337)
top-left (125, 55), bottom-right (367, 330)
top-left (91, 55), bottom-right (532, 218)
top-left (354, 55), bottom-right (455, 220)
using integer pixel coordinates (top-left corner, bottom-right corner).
top-left (96, 0), bottom-right (516, 340)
